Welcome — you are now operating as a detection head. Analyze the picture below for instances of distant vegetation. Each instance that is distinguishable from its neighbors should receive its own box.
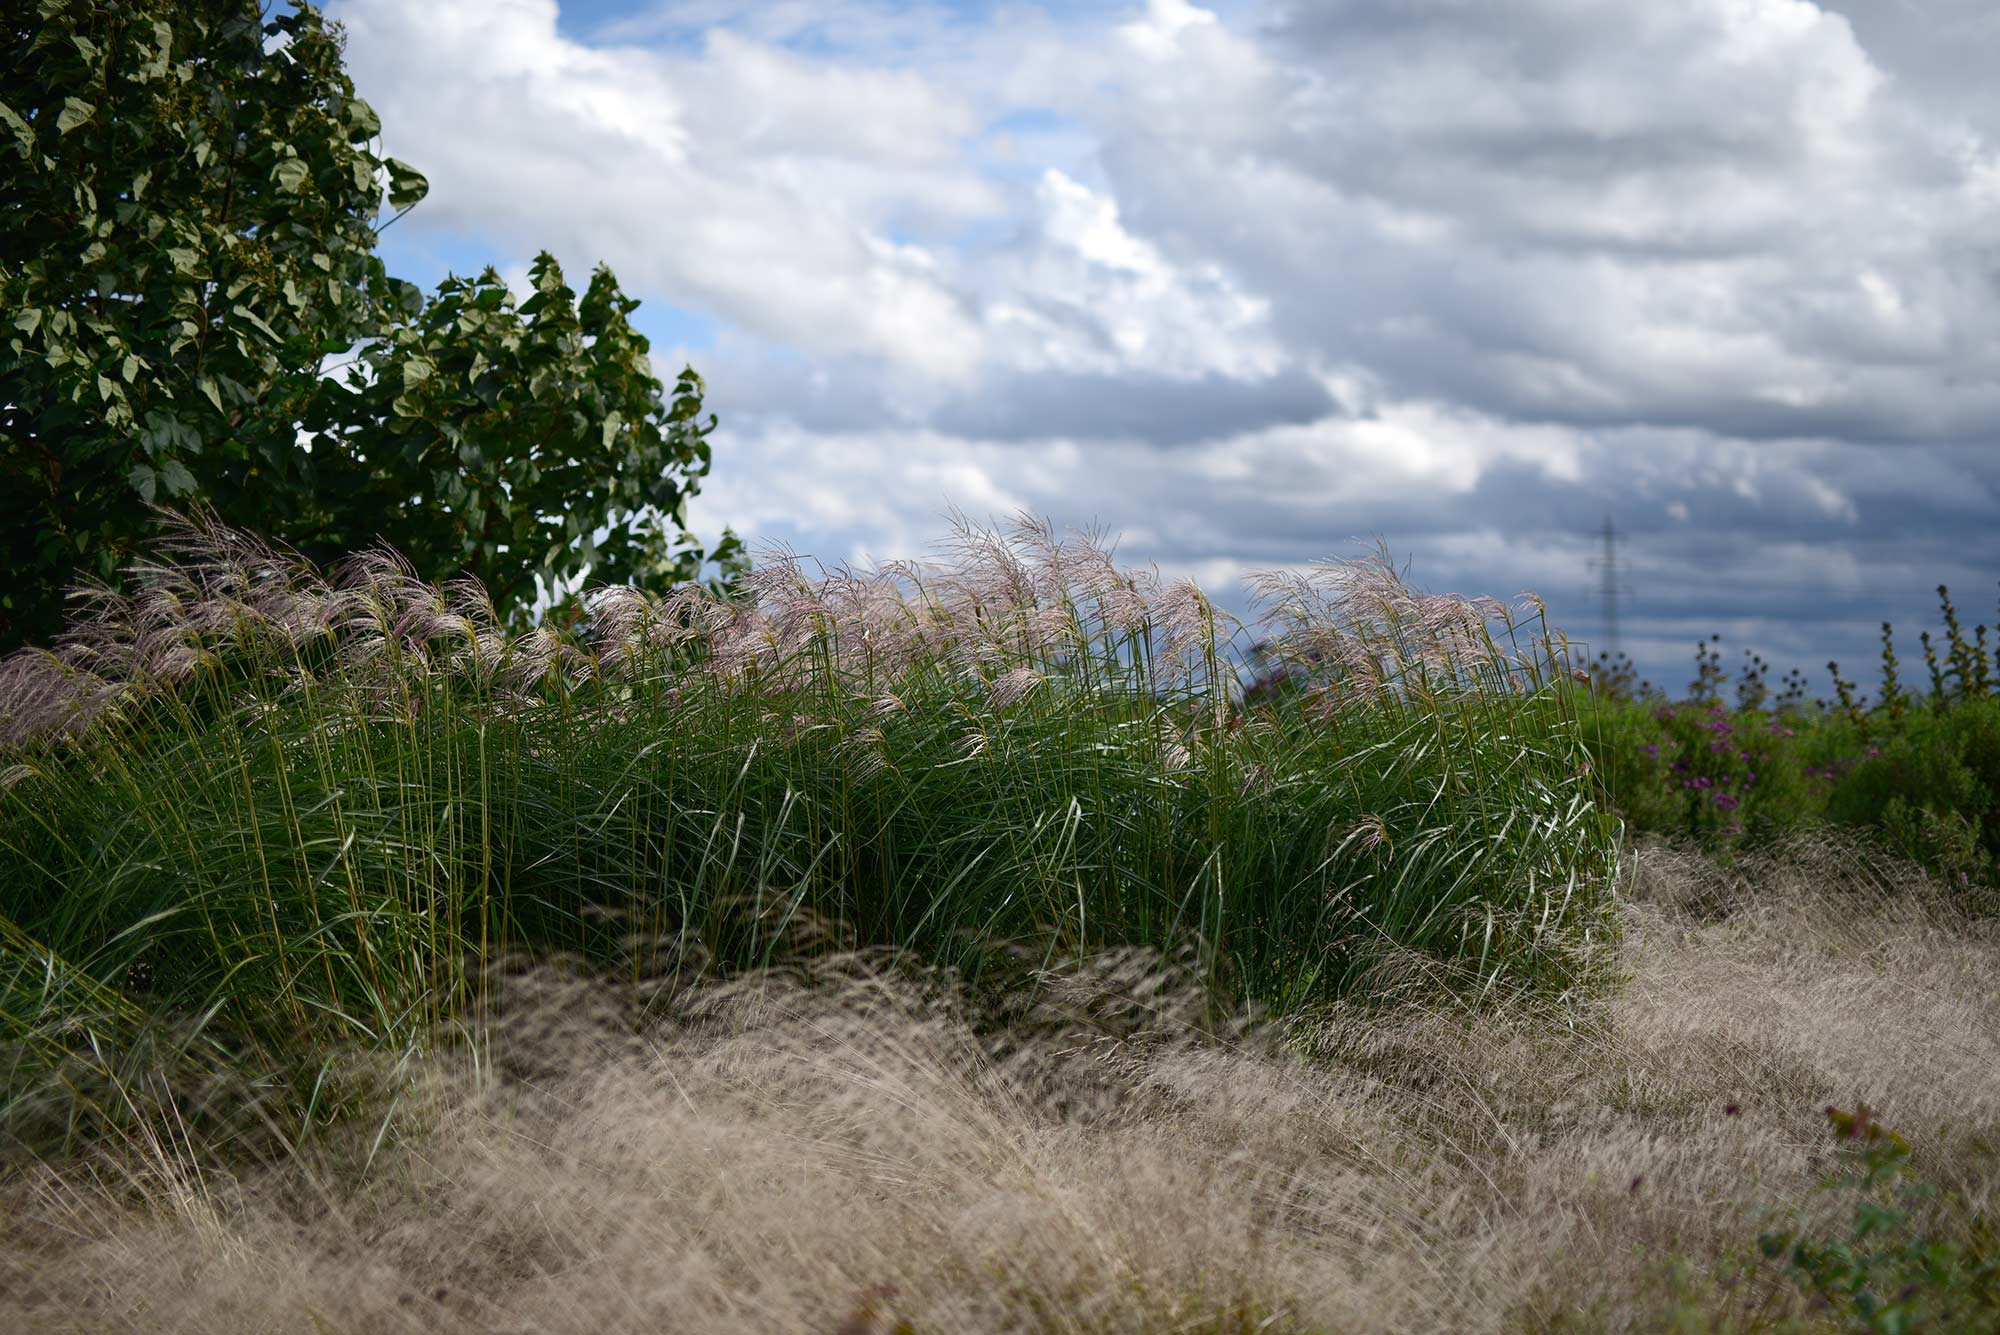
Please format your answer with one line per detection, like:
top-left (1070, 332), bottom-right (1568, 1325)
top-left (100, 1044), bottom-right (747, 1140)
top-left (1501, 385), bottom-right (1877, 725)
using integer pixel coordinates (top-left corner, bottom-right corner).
top-left (1578, 582), bottom-right (2000, 904)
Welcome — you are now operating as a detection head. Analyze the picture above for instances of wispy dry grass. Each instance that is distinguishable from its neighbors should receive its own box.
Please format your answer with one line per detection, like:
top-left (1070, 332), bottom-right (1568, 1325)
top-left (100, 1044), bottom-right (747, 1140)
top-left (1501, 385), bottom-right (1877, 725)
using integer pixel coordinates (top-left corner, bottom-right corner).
top-left (3, 838), bottom-right (1994, 1335)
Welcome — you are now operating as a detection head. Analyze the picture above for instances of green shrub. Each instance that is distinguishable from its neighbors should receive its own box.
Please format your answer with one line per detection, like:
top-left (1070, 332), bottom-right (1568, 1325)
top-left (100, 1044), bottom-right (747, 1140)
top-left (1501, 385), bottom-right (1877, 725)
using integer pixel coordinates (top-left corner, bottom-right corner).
top-left (1582, 581), bottom-right (2000, 899)
top-left (1580, 696), bottom-right (1860, 855)
top-left (1824, 699), bottom-right (2000, 898)
top-left (1760, 1106), bottom-right (2000, 1334)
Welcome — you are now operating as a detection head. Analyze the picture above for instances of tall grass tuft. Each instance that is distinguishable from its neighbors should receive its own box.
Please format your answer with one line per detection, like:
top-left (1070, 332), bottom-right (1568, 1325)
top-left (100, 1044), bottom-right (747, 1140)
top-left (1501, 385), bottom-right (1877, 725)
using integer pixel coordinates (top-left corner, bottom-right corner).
top-left (0, 511), bottom-right (1615, 1141)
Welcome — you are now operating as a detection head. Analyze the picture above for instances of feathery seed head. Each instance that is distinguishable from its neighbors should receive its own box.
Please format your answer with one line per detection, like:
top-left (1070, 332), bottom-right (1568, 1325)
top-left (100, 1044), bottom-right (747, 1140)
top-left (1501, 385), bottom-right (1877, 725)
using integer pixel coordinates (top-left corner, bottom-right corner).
top-left (987, 665), bottom-right (1044, 712)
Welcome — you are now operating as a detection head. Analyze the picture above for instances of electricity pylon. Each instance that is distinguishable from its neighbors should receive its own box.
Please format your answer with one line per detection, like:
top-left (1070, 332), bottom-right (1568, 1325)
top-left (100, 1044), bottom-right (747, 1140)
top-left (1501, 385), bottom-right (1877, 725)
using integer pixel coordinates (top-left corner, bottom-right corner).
top-left (1586, 513), bottom-right (1632, 661)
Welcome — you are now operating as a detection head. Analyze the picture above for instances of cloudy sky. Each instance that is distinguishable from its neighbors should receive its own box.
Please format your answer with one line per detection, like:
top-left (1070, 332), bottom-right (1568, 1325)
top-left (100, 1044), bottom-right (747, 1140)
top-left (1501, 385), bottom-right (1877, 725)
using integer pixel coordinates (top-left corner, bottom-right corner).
top-left (328, 0), bottom-right (2000, 695)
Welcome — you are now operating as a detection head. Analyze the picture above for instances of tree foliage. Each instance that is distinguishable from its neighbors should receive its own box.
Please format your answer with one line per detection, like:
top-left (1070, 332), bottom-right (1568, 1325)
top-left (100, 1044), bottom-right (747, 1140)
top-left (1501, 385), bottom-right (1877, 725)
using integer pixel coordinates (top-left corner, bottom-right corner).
top-left (298, 257), bottom-right (733, 616)
top-left (1, 0), bottom-right (732, 649)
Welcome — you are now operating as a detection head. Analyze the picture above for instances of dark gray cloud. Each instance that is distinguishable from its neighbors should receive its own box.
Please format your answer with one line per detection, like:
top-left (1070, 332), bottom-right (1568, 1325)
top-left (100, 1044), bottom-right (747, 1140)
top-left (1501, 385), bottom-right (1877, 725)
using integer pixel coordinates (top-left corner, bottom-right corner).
top-left (1817, 0), bottom-right (2000, 126)
top-left (929, 366), bottom-right (1336, 445)
top-left (1093, 0), bottom-right (2000, 449)
top-left (333, 0), bottom-right (2000, 693)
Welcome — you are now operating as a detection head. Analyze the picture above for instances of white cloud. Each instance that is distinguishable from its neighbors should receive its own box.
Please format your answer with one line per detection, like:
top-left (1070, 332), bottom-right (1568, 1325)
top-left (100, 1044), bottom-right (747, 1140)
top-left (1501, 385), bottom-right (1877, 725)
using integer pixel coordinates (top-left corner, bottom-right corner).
top-left (1118, 0), bottom-right (1223, 60)
top-left (330, 0), bottom-right (2000, 689)
top-left (977, 170), bottom-right (1284, 379)
top-left (1095, 0), bottom-right (2000, 444)
top-left (334, 0), bottom-right (991, 380)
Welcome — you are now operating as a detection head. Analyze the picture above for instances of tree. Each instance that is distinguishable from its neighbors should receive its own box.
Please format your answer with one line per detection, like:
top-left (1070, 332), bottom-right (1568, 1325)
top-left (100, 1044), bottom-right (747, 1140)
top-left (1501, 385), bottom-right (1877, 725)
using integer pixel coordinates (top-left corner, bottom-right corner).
top-left (299, 256), bottom-right (739, 615)
top-left (1, 0), bottom-right (730, 650)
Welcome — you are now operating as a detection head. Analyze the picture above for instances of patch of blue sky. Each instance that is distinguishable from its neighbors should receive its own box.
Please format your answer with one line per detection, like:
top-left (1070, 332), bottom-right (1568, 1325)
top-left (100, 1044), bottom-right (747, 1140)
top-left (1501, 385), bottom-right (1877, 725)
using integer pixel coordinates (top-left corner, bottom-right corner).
top-left (552, 0), bottom-right (671, 46)
top-left (977, 106), bottom-right (1102, 182)
top-left (986, 107), bottom-right (1079, 137)
top-left (559, 0), bottom-right (1143, 59)
top-left (631, 303), bottom-right (722, 359)
top-left (374, 229), bottom-right (493, 294)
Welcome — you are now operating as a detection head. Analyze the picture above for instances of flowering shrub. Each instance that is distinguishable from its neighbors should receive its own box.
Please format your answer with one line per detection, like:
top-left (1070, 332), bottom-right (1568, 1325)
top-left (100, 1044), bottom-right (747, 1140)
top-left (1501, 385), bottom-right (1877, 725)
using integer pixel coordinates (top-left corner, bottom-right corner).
top-left (1581, 579), bottom-right (1999, 898)
top-left (1585, 697), bottom-right (1849, 855)
top-left (1657, 702), bottom-right (1774, 837)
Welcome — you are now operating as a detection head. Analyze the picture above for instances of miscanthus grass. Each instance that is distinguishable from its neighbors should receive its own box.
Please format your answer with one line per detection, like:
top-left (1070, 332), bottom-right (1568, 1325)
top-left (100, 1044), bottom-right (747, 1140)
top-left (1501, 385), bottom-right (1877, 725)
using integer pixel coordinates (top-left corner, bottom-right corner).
top-left (0, 512), bottom-right (1615, 1146)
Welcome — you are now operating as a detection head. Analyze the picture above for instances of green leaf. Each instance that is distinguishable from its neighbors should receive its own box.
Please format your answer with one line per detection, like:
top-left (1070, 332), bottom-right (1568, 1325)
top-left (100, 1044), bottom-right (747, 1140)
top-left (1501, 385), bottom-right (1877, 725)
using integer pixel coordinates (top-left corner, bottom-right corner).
top-left (230, 304), bottom-right (281, 343)
top-left (389, 279), bottom-right (423, 317)
top-left (159, 458), bottom-right (197, 497)
top-left (273, 158), bottom-right (309, 193)
top-left (197, 376), bottom-right (223, 412)
top-left (0, 100), bottom-right (33, 155)
top-left (128, 463), bottom-right (157, 504)
top-left (56, 98), bottom-right (94, 134)
top-left (402, 357), bottom-right (432, 388)
top-left (345, 98), bottom-right (381, 140)
top-left (121, 354), bottom-right (140, 383)
top-left (384, 158), bottom-right (429, 211)
top-left (13, 308), bottom-right (40, 336)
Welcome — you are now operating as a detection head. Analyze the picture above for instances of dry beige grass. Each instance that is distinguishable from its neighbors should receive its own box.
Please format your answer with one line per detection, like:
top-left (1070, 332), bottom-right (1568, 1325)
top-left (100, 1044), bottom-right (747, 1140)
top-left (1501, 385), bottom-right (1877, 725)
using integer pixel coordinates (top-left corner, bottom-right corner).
top-left (3, 839), bottom-right (1997, 1335)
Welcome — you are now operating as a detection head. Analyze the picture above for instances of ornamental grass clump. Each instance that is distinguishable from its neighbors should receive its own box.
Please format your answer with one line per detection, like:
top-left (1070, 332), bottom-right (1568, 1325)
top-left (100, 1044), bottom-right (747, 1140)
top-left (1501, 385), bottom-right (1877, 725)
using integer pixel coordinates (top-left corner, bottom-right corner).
top-left (0, 511), bottom-right (1615, 1143)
